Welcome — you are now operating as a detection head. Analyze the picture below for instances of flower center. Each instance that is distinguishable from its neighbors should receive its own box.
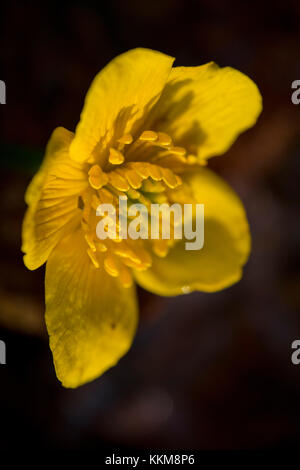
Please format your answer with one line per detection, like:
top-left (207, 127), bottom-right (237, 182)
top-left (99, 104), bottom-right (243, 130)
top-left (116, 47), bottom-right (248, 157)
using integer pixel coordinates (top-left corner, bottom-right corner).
top-left (78, 129), bottom-right (198, 287)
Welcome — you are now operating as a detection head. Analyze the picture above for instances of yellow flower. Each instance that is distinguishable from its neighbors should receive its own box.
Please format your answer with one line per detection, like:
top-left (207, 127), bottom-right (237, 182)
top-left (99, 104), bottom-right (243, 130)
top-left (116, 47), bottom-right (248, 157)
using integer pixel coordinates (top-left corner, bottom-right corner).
top-left (22, 48), bottom-right (262, 388)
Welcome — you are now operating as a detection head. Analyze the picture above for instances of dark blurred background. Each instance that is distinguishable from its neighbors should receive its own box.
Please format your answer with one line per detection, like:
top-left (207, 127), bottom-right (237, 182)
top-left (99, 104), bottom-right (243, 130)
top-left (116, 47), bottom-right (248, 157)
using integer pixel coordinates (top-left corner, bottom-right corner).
top-left (0, 0), bottom-right (300, 450)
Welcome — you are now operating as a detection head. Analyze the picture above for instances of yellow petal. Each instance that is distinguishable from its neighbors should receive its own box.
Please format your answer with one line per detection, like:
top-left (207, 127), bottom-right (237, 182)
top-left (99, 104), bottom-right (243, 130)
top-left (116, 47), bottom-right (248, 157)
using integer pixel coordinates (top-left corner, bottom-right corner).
top-left (152, 63), bottom-right (262, 161)
top-left (134, 167), bottom-right (251, 295)
top-left (25, 127), bottom-right (74, 206)
top-left (69, 48), bottom-right (174, 164)
top-left (45, 229), bottom-right (138, 388)
top-left (22, 128), bottom-right (88, 270)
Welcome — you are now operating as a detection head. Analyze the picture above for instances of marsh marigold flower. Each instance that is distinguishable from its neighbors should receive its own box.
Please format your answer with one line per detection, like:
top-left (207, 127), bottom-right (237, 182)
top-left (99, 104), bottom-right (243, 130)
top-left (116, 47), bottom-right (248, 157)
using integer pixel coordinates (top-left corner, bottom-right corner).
top-left (22, 49), bottom-right (262, 387)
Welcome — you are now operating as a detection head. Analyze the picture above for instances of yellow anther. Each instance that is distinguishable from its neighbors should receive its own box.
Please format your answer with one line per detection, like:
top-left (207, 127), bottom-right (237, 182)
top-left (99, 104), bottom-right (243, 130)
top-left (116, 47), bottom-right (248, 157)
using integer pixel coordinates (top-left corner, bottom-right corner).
top-left (151, 154), bottom-right (186, 168)
top-left (148, 164), bottom-right (162, 181)
top-left (175, 174), bottom-right (182, 185)
top-left (114, 246), bottom-right (141, 264)
top-left (98, 188), bottom-right (114, 204)
top-left (142, 180), bottom-right (165, 193)
top-left (124, 169), bottom-right (143, 189)
top-left (151, 193), bottom-right (168, 204)
top-left (118, 133), bottom-right (133, 145)
top-left (161, 168), bottom-right (179, 188)
top-left (91, 194), bottom-right (101, 210)
top-left (137, 194), bottom-right (152, 210)
top-left (109, 147), bottom-right (125, 165)
top-left (81, 218), bottom-right (89, 232)
top-left (172, 155), bottom-right (187, 164)
top-left (82, 203), bottom-right (91, 224)
top-left (187, 155), bottom-right (197, 164)
top-left (152, 240), bottom-right (169, 258)
top-left (119, 266), bottom-right (133, 288)
top-left (111, 237), bottom-right (123, 244)
top-left (104, 256), bottom-right (119, 277)
top-left (127, 188), bottom-right (140, 199)
top-left (131, 262), bottom-right (150, 271)
top-left (88, 164), bottom-right (109, 189)
top-left (171, 146), bottom-right (186, 156)
top-left (108, 172), bottom-right (130, 191)
top-left (129, 162), bottom-right (150, 179)
top-left (157, 132), bottom-right (172, 146)
top-left (81, 188), bottom-right (92, 205)
top-left (139, 130), bottom-right (158, 142)
top-left (87, 248), bottom-right (99, 268)
top-left (122, 257), bottom-right (143, 269)
top-left (96, 242), bottom-right (107, 252)
top-left (84, 232), bottom-right (96, 252)
top-left (133, 246), bottom-right (152, 268)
